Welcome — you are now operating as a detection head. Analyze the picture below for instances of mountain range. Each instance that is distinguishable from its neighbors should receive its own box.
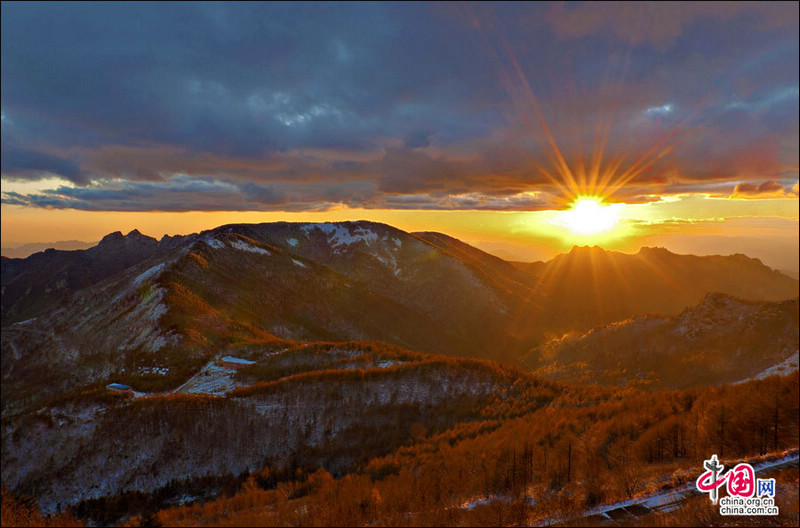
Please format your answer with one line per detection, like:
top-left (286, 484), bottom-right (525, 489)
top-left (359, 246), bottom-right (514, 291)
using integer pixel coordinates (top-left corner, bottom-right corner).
top-left (2, 221), bottom-right (797, 412)
top-left (2, 220), bottom-right (798, 522)
top-left (526, 292), bottom-right (799, 388)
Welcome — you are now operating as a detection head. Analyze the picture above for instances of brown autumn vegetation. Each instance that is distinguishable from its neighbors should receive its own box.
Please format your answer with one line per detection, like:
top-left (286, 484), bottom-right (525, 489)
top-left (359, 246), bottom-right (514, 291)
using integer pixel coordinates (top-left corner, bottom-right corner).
top-left (6, 341), bottom-right (518, 523)
top-left (133, 371), bottom-right (798, 527)
top-left (4, 338), bottom-right (797, 528)
top-left (528, 295), bottom-right (799, 389)
top-left (1, 489), bottom-right (83, 527)
top-left (160, 276), bottom-right (290, 353)
top-left (639, 466), bottom-right (799, 527)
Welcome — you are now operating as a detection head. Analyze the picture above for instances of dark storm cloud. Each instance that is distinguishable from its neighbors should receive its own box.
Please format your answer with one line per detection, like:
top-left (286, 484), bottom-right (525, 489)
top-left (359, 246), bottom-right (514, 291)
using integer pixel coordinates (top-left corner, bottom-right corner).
top-left (0, 173), bottom-right (555, 212)
top-left (1, 2), bottom-right (797, 211)
top-left (1, 2), bottom-right (502, 154)
top-left (2, 176), bottom-right (336, 211)
top-left (1, 146), bottom-right (86, 184)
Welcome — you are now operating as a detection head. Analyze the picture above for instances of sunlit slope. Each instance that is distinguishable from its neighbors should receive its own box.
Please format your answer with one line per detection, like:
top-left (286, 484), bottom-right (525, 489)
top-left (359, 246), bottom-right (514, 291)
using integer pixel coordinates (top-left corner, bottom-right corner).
top-left (527, 293), bottom-right (800, 388)
top-left (512, 245), bottom-right (798, 336)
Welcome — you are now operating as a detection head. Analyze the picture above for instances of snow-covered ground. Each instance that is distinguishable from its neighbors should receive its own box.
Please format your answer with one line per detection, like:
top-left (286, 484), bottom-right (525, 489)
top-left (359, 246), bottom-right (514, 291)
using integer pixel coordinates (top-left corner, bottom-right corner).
top-left (138, 366), bottom-right (170, 375)
top-left (458, 495), bottom-right (509, 511)
top-left (173, 361), bottom-right (243, 395)
top-left (300, 223), bottom-right (379, 250)
top-left (373, 252), bottom-right (401, 276)
top-left (230, 239), bottom-right (270, 255)
top-left (340, 359), bottom-right (402, 370)
top-left (204, 236), bottom-right (270, 254)
top-left (375, 360), bottom-right (399, 368)
top-left (456, 494), bottom-right (534, 511)
top-left (742, 350), bottom-right (800, 382)
top-left (133, 263), bottom-right (165, 285)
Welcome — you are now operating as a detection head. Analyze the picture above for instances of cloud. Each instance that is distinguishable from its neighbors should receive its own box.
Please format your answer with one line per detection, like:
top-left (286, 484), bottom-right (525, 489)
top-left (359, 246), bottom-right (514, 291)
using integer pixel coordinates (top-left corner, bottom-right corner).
top-left (1, 3), bottom-right (798, 213)
top-left (1, 174), bottom-right (378, 212)
top-left (403, 130), bottom-right (434, 149)
top-left (545, 1), bottom-right (798, 49)
top-left (732, 180), bottom-right (792, 197)
top-left (643, 103), bottom-right (675, 117)
top-left (734, 85), bottom-right (799, 107)
top-left (1, 147), bottom-right (86, 184)
top-left (1, 173), bottom-right (563, 212)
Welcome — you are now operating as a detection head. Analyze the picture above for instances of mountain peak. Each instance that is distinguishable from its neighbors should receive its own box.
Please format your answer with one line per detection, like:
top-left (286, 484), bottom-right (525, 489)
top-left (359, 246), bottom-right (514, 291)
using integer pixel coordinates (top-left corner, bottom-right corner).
top-left (97, 229), bottom-right (157, 249)
top-left (568, 245), bottom-right (605, 254)
top-left (98, 231), bottom-right (125, 245)
top-left (637, 246), bottom-right (673, 255)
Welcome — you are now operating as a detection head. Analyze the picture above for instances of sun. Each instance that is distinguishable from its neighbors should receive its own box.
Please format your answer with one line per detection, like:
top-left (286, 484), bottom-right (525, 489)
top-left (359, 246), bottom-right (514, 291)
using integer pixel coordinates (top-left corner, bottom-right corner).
top-left (560, 196), bottom-right (619, 235)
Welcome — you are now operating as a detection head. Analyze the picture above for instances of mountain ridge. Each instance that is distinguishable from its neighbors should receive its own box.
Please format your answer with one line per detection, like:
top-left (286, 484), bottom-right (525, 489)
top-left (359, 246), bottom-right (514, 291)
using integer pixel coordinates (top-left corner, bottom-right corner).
top-left (527, 292), bottom-right (799, 388)
top-left (2, 220), bottom-right (797, 414)
top-left (3, 220), bottom-right (796, 335)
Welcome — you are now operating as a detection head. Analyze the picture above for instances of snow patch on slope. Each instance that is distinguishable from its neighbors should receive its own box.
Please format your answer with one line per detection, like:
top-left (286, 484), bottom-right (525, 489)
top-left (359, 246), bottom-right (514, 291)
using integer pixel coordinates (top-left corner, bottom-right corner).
top-left (205, 238), bottom-right (225, 249)
top-left (133, 263), bottom-right (165, 285)
top-left (332, 226), bottom-right (378, 247)
top-left (230, 239), bottom-right (270, 255)
top-left (292, 258), bottom-right (307, 268)
top-left (122, 286), bottom-right (175, 353)
top-left (373, 253), bottom-right (401, 276)
top-left (174, 361), bottom-right (243, 395)
top-left (300, 223), bottom-right (379, 250)
top-left (376, 360), bottom-right (399, 368)
top-left (735, 350), bottom-right (800, 384)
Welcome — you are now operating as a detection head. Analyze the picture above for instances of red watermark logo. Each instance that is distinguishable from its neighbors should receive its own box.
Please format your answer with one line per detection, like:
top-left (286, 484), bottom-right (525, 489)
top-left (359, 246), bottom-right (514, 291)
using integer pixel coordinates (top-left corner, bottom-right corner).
top-left (696, 455), bottom-right (778, 516)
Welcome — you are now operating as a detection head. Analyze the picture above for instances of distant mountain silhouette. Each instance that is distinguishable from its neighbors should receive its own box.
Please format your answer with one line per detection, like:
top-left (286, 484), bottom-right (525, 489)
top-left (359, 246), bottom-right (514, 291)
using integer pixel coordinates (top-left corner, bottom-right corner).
top-left (1, 240), bottom-right (95, 259)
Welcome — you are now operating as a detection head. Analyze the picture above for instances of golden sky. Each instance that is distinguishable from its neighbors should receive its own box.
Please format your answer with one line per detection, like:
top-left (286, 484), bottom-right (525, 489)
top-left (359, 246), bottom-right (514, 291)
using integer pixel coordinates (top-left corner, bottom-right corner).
top-left (2, 3), bottom-right (798, 272)
top-left (2, 192), bottom-right (797, 271)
